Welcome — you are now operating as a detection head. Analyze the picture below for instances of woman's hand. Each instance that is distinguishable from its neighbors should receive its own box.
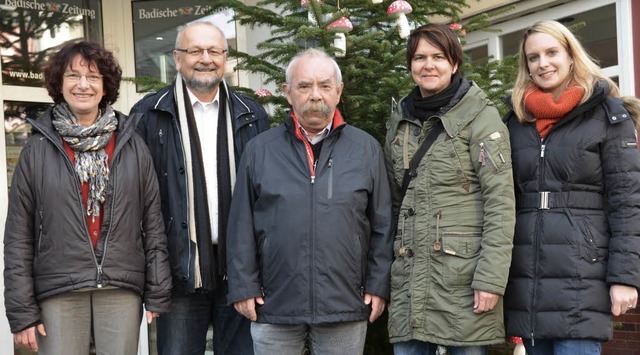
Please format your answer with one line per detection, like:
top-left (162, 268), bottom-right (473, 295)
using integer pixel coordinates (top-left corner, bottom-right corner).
top-left (14, 324), bottom-right (46, 352)
top-left (610, 284), bottom-right (638, 316)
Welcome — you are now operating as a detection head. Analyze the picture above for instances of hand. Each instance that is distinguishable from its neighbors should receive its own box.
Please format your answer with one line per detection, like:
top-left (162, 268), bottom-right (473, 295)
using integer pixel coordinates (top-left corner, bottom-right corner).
top-left (364, 293), bottom-right (386, 323)
top-left (610, 284), bottom-right (638, 316)
top-left (146, 311), bottom-right (160, 324)
top-left (13, 324), bottom-right (46, 352)
top-left (473, 290), bottom-right (499, 314)
top-left (234, 297), bottom-right (264, 321)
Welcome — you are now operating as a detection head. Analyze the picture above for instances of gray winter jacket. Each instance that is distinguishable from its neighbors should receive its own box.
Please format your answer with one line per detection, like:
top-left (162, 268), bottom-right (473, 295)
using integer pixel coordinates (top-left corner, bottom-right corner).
top-left (226, 112), bottom-right (393, 324)
top-left (3, 108), bottom-right (172, 333)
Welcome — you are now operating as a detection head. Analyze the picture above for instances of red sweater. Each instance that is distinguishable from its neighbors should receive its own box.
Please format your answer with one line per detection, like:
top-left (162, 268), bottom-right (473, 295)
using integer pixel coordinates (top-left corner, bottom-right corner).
top-left (63, 135), bottom-right (116, 249)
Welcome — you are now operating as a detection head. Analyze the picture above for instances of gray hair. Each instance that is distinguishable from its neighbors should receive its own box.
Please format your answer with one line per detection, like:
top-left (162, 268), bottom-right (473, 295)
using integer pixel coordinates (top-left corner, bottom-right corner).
top-left (285, 48), bottom-right (342, 88)
top-left (175, 21), bottom-right (228, 50)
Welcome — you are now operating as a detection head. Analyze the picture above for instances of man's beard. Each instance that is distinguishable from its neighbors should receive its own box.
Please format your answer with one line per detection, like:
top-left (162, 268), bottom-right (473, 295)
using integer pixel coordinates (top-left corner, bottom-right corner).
top-left (301, 102), bottom-right (332, 119)
top-left (184, 68), bottom-right (222, 93)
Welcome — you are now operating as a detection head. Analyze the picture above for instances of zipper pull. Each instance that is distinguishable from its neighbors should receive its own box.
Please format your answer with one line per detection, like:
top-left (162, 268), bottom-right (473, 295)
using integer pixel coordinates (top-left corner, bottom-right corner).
top-left (540, 144), bottom-right (546, 158)
top-left (478, 142), bottom-right (486, 166)
top-left (311, 175), bottom-right (315, 184)
top-left (96, 265), bottom-right (103, 288)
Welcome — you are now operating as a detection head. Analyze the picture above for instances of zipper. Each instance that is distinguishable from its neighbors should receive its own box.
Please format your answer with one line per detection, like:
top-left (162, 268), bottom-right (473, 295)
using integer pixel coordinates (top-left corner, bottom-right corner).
top-left (293, 125), bottom-right (317, 184)
top-left (96, 164), bottom-right (118, 288)
top-left (327, 158), bottom-right (333, 199)
top-left (309, 169), bottom-right (316, 321)
top-left (173, 118), bottom-right (192, 281)
top-left (37, 210), bottom-right (44, 255)
top-left (433, 211), bottom-right (442, 252)
top-left (530, 135), bottom-right (547, 344)
top-left (159, 128), bottom-right (164, 144)
top-left (478, 142), bottom-right (500, 172)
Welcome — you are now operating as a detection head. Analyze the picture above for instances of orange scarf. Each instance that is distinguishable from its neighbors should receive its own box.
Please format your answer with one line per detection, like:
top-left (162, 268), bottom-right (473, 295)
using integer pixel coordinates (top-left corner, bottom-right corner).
top-left (525, 85), bottom-right (584, 138)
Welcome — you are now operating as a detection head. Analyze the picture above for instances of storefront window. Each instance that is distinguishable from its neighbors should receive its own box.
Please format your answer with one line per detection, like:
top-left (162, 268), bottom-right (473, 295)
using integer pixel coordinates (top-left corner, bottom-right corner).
top-left (4, 101), bottom-right (51, 190)
top-left (131, 0), bottom-right (236, 92)
top-left (465, 45), bottom-right (489, 64)
top-left (0, 0), bottom-right (103, 87)
top-left (500, 4), bottom-right (617, 69)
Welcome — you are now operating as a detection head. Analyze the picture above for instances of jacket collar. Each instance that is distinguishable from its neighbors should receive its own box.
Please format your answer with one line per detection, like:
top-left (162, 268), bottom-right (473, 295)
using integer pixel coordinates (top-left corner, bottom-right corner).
top-left (285, 108), bottom-right (347, 138)
top-left (394, 78), bottom-right (480, 137)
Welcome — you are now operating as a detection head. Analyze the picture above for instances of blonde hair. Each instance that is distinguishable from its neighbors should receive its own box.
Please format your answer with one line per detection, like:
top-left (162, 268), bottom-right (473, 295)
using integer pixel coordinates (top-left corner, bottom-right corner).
top-left (511, 20), bottom-right (619, 123)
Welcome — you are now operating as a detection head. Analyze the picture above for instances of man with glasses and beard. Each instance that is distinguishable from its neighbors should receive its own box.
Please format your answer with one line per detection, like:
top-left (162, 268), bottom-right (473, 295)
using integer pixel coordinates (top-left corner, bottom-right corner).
top-left (131, 21), bottom-right (269, 355)
top-left (226, 48), bottom-right (393, 354)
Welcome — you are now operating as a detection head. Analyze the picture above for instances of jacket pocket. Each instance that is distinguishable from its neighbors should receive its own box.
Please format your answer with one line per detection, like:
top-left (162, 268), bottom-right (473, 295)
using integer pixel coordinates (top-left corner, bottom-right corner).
top-left (36, 210), bottom-right (44, 257)
top-left (258, 234), bottom-right (271, 291)
top-left (575, 217), bottom-right (599, 263)
top-left (353, 233), bottom-right (365, 292)
top-left (441, 231), bottom-right (482, 287)
top-left (476, 131), bottom-right (510, 173)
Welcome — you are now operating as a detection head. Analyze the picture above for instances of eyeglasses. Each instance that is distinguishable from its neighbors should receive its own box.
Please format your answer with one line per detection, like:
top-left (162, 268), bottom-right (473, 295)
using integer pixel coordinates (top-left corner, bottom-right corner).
top-left (63, 73), bottom-right (103, 83)
top-left (175, 47), bottom-right (228, 58)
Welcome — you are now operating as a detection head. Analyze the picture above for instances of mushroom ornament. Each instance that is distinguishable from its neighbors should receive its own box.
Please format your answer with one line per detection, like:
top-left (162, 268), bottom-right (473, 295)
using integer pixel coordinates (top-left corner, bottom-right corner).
top-left (255, 89), bottom-right (273, 97)
top-left (388, 0), bottom-right (413, 39)
top-left (326, 16), bottom-right (353, 58)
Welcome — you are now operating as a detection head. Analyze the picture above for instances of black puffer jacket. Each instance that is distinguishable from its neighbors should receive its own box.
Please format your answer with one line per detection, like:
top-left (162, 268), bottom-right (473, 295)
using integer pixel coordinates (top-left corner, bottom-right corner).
top-left (131, 81), bottom-right (269, 292)
top-left (3, 108), bottom-right (172, 333)
top-left (503, 81), bottom-right (640, 341)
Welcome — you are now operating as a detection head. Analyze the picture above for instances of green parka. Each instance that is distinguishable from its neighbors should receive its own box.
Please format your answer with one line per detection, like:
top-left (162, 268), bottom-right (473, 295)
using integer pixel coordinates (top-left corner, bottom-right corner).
top-left (385, 80), bottom-right (515, 346)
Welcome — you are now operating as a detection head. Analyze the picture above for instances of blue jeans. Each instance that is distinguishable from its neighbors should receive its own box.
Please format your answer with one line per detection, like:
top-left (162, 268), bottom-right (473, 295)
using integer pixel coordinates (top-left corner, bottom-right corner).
top-left (156, 286), bottom-right (253, 355)
top-left (394, 340), bottom-right (487, 355)
top-left (251, 321), bottom-right (368, 355)
top-left (523, 338), bottom-right (601, 355)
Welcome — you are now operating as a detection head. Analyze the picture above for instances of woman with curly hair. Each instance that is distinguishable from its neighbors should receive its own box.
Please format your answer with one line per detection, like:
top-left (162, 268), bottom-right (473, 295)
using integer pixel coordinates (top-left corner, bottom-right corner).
top-left (3, 40), bottom-right (172, 354)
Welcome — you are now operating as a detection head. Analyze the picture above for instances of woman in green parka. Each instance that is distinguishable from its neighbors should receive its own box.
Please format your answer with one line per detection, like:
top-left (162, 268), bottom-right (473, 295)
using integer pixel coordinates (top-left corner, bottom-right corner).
top-left (385, 24), bottom-right (516, 355)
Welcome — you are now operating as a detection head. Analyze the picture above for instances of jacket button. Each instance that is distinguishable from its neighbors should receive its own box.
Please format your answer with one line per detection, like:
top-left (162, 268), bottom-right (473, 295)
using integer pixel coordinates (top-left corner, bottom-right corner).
top-left (181, 221), bottom-right (187, 228)
top-left (407, 208), bottom-right (415, 216)
top-left (182, 276), bottom-right (188, 281)
top-left (612, 116), bottom-right (617, 121)
top-left (179, 168), bottom-right (185, 174)
top-left (413, 128), bottom-right (421, 136)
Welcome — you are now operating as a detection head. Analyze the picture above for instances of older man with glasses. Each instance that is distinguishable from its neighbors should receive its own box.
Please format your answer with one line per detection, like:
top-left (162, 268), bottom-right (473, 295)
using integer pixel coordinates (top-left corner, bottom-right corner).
top-left (130, 21), bottom-right (270, 355)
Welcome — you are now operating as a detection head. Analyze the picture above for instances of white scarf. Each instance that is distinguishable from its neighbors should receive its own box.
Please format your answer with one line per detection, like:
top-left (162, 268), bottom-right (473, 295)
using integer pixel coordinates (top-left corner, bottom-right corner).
top-left (174, 74), bottom-right (236, 288)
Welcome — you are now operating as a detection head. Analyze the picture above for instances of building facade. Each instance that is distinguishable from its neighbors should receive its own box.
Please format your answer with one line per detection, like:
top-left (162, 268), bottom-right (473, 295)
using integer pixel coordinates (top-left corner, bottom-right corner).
top-left (0, 0), bottom-right (637, 353)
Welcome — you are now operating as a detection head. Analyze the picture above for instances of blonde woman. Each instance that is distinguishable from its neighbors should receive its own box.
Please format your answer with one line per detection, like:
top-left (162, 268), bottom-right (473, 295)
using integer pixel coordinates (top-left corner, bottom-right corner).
top-left (503, 20), bottom-right (640, 355)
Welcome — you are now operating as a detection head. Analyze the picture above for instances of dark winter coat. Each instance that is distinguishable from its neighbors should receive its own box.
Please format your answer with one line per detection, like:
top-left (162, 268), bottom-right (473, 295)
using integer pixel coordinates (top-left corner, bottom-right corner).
top-left (131, 81), bottom-right (269, 292)
top-left (4, 109), bottom-right (172, 333)
top-left (385, 80), bottom-right (515, 346)
top-left (503, 81), bottom-right (640, 341)
top-left (226, 112), bottom-right (393, 324)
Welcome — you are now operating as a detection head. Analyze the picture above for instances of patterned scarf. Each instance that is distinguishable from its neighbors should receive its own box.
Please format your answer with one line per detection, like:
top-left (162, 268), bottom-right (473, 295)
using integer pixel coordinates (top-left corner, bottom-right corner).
top-left (52, 103), bottom-right (118, 219)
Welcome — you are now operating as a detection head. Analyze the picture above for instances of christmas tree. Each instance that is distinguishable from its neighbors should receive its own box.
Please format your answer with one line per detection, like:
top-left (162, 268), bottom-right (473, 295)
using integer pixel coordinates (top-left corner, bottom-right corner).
top-left (208, 0), bottom-right (484, 141)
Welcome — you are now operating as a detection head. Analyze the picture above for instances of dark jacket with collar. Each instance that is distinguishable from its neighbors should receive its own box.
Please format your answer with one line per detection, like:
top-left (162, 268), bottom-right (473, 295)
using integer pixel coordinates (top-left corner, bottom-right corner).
top-left (130, 81), bottom-right (269, 293)
top-left (226, 112), bottom-right (393, 324)
top-left (503, 81), bottom-right (640, 341)
top-left (4, 108), bottom-right (172, 333)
